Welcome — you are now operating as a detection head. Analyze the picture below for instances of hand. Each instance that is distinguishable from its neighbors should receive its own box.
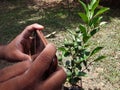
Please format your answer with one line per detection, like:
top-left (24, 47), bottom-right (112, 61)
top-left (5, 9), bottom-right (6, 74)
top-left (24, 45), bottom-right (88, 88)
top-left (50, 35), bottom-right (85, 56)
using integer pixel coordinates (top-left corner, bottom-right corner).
top-left (0, 44), bottom-right (66, 90)
top-left (3, 23), bottom-right (44, 61)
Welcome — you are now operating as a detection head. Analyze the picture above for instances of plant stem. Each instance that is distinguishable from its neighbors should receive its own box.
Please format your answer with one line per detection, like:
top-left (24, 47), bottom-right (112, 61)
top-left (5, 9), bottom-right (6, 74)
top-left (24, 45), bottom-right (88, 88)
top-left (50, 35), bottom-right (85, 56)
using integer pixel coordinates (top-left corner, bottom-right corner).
top-left (81, 60), bottom-right (94, 72)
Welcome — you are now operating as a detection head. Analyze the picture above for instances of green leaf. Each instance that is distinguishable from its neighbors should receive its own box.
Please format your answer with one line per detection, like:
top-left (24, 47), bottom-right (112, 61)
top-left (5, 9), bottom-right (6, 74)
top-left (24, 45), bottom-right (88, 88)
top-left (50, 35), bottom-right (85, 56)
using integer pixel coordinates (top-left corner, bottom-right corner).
top-left (86, 10), bottom-right (93, 20)
top-left (75, 57), bottom-right (83, 64)
top-left (76, 64), bottom-right (82, 70)
top-left (73, 77), bottom-right (81, 83)
top-left (66, 69), bottom-right (72, 77)
top-left (79, 24), bottom-right (90, 43)
top-left (58, 47), bottom-right (70, 57)
top-left (58, 47), bottom-right (66, 51)
top-left (88, 0), bottom-right (96, 10)
top-left (75, 71), bottom-right (87, 77)
top-left (75, 59), bottom-right (81, 64)
top-left (91, 0), bottom-right (100, 12)
top-left (83, 60), bottom-right (87, 67)
top-left (90, 27), bottom-right (100, 36)
top-left (95, 7), bottom-right (109, 17)
top-left (78, 12), bottom-right (88, 23)
top-left (78, 0), bottom-right (88, 13)
top-left (83, 35), bottom-right (90, 43)
top-left (69, 77), bottom-right (80, 85)
top-left (90, 16), bottom-right (103, 27)
top-left (84, 50), bottom-right (90, 57)
top-left (90, 0), bottom-right (97, 7)
top-left (58, 55), bottom-right (62, 61)
top-left (64, 41), bottom-right (74, 47)
top-left (64, 51), bottom-right (71, 57)
top-left (94, 56), bottom-right (106, 62)
top-left (90, 47), bottom-right (103, 56)
top-left (79, 24), bottom-right (87, 36)
top-left (88, 0), bottom-right (100, 20)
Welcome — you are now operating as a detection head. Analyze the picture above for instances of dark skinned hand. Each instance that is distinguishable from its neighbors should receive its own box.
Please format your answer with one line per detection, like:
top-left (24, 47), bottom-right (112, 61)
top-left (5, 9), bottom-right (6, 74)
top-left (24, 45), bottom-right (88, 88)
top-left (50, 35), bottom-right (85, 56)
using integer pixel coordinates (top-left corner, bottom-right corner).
top-left (0, 44), bottom-right (66, 90)
top-left (1, 23), bottom-right (44, 61)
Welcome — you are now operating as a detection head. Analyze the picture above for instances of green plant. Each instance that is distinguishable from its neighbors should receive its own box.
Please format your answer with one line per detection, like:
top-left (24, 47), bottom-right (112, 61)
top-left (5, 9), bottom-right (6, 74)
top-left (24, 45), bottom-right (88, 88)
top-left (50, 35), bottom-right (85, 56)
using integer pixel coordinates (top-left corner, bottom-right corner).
top-left (58, 0), bottom-right (109, 88)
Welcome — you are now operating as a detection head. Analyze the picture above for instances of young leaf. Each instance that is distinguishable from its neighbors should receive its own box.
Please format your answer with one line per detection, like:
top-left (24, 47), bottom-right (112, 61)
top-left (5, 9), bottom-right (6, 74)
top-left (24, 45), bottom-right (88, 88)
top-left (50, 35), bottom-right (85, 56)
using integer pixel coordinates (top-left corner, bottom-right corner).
top-left (89, 0), bottom-right (97, 10)
top-left (78, 12), bottom-right (88, 23)
top-left (90, 16), bottom-right (103, 27)
top-left (89, 11), bottom-right (94, 20)
top-left (94, 56), bottom-right (106, 62)
top-left (88, 0), bottom-right (100, 20)
top-left (90, 0), bottom-right (96, 7)
top-left (91, 0), bottom-right (100, 12)
top-left (79, 24), bottom-right (90, 43)
top-left (90, 47), bottom-right (103, 56)
top-left (95, 7), bottom-right (109, 17)
top-left (78, 0), bottom-right (88, 13)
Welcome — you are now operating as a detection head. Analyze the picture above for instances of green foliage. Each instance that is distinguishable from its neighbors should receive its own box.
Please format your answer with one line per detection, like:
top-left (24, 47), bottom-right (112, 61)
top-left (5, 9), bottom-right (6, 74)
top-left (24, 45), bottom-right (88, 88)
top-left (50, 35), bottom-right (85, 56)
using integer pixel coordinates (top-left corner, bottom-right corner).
top-left (58, 0), bottom-right (109, 86)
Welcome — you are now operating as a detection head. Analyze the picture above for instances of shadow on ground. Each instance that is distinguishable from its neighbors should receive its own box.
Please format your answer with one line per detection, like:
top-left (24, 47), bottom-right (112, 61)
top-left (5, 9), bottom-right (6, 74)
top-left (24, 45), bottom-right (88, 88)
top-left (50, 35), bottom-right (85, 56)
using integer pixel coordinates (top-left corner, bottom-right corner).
top-left (0, 0), bottom-right (81, 44)
top-left (0, 0), bottom-right (120, 44)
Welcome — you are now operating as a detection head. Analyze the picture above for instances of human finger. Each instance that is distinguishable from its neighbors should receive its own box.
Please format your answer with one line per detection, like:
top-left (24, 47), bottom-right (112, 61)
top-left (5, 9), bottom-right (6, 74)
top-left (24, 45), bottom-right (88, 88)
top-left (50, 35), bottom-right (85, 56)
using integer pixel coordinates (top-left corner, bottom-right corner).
top-left (0, 60), bottom-right (31, 82)
top-left (38, 67), bottom-right (66, 90)
top-left (21, 23), bottom-right (44, 39)
top-left (31, 53), bottom-right (39, 61)
top-left (9, 43), bottom-right (56, 89)
top-left (10, 50), bottom-right (31, 61)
